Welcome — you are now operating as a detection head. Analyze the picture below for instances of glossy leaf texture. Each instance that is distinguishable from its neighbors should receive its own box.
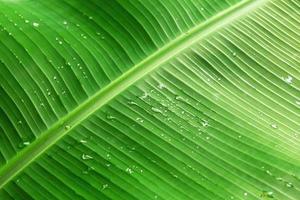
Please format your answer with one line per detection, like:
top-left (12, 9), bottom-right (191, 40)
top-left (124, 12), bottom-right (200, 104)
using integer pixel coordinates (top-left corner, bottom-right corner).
top-left (0, 0), bottom-right (300, 199)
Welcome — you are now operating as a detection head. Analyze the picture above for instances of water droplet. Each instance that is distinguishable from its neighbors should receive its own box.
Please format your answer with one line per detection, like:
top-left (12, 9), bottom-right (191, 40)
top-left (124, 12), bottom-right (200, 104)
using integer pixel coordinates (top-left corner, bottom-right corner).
top-left (89, 16), bottom-right (93, 20)
top-left (285, 182), bottom-right (293, 188)
top-left (266, 170), bottom-right (272, 176)
top-left (157, 83), bottom-right (166, 89)
top-left (25, 19), bottom-right (29, 23)
top-left (151, 107), bottom-right (163, 114)
top-left (128, 101), bottom-right (138, 106)
top-left (206, 136), bottom-right (210, 140)
top-left (63, 21), bottom-right (67, 25)
top-left (261, 191), bottom-right (274, 198)
top-left (136, 117), bottom-right (144, 123)
top-left (276, 177), bottom-right (283, 181)
top-left (106, 114), bottom-right (116, 120)
top-left (200, 7), bottom-right (204, 11)
top-left (296, 101), bottom-right (300, 106)
top-left (82, 166), bottom-right (94, 174)
top-left (140, 92), bottom-right (148, 99)
top-left (101, 183), bottom-right (109, 190)
top-left (126, 167), bottom-right (134, 174)
top-left (80, 139), bottom-right (87, 143)
top-left (18, 140), bottom-right (30, 149)
top-left (232, 52), bottom-right (237, 56)
top-left (271, 124), bottom-right (278, 129)
top-left (175, 95), bottom-right (185, 101)
top-left (244, 192), bottom-right (248, 196)
top-left (283, 75), bottom-right (293, 84)
top-left (17, 120), bottom-right (22, 125)
top-left (81, 154), bottom-right (93, 160)
top-left (32, 22), bottom-right (39, 27)
top-left (201, 120), bottom-right (209, 127)
top-left (65, 125), bottom-right (71, 130)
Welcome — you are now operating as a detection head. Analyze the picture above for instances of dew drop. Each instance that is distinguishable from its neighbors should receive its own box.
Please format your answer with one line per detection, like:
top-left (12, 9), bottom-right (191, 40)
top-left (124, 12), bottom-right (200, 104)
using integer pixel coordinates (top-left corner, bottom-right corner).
top-left (63, 21), bottom-right (67, 25)
top-left (136, 117), bottom-right (144, 123)
top-left (261, 191), bottom-right (274, 198)
top-left (296, 101), bottom-right (300, 106)
top-left (140, 92), bottom-right (148, 99)
top-left (82, 166), bottom-right (94, 174)
top-left (232, 52), bottom-right (237, 56)
top-left (271, 124), bottom-right (278, 129)
top-left (128, 101), bottom-right (138, 106)
top-left (244, 192), bottom-right (248, 196)
top-left (157, 82), bottom-right (166, 89)
top-left (101, 183), bottom-right (109, 190)
top-left (151, 107), bottom-right (163, 114)
top-left (285, 182), bottom-right (294, 188)
top-left (201, 120), bottom-right (209, 127)
top-left (25, 19), bottom-right (29, 23)
top-left (81, 154), bottom-right (93, 160)
top-left (65, 125), bottom-right (71, 130)
top-left (32, 22), bottom-right (39, 27)
top-left (17, 120), bottom-right (22, 125)
top-left (284, 75), bottom-right (293, 84)
top-left (106, 114), bottom-right (116, 120)
top-left (80, 139), bottom-right (87, 143)
top-left (126, 167), bottom-right (134, 174)
top-left (175, 95), bottom-right (185, 101)
top-left (276, 177), bottom-right (283, 181)
top-left (266, 170), bottom-right (272, 176)
top-left (18, 140), bottom-right (30, 149)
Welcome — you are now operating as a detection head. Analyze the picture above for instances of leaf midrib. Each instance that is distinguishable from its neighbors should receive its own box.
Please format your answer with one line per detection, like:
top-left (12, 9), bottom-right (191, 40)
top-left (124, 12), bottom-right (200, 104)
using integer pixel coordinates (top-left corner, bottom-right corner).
top-left (0, 0), bottom-right (267, 188)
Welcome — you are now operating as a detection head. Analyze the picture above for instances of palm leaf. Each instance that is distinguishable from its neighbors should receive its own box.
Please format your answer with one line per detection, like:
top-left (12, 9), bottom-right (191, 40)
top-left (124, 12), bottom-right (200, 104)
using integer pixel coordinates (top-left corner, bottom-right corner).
top-left (0, 0), bottom-right (299, 199)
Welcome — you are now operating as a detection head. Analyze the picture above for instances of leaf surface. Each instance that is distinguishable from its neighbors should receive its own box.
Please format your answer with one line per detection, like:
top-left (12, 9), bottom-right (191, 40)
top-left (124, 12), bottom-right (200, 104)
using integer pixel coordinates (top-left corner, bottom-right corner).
top-left (0, 0), bottom-right (299, 199)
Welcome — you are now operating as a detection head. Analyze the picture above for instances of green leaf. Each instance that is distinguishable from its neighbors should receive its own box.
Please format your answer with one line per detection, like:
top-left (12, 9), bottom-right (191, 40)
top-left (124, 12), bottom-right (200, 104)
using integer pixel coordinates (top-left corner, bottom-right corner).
top-left (0, 0), bottom-right (299, 199)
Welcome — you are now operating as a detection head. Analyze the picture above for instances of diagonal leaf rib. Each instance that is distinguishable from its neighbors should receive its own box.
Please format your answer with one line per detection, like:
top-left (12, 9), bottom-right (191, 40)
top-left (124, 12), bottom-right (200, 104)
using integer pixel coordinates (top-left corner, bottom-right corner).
top-left (0, 0), bottom-right (267, 188)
